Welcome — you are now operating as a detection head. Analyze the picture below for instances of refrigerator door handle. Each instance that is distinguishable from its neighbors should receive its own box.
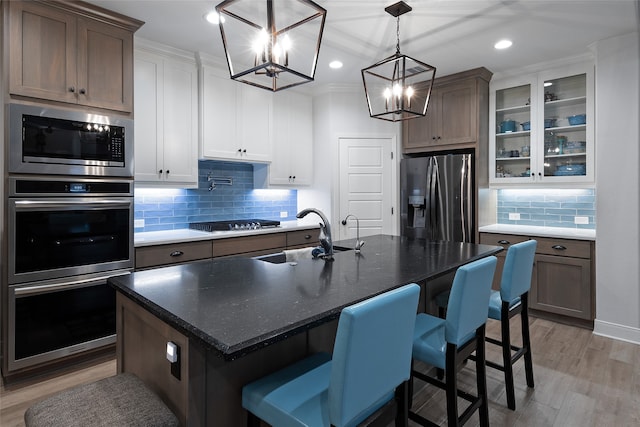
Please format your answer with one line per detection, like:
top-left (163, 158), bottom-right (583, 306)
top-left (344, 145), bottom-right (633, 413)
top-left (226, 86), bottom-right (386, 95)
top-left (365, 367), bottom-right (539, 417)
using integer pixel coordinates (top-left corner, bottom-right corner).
top-left (462, 154), bottom-right (473, 242)
top-left (425, 159), bottom-right (432, 239)
top-left (430, 157), bottom-right (441, 240)
top-left (460, 155), bottom-right (468, 243)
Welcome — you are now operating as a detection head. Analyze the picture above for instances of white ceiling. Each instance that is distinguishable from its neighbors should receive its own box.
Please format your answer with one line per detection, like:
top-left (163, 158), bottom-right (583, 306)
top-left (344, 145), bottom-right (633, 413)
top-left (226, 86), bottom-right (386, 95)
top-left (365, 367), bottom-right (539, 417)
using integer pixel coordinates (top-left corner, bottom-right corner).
top-left (89, 0), bottom-right (639, 84)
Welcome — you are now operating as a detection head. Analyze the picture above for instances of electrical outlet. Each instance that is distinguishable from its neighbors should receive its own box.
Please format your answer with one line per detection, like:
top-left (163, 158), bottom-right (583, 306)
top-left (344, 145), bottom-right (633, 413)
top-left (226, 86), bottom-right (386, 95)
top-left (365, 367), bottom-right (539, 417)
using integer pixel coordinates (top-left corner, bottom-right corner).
top-left (508, 213), bottom-right (520, 220)
top-left (574, 216), bottom-right (589, 225)
top-left (134, 219), bottom-right (145, 228)
top-left (280, 211), bottom-right (287, 218)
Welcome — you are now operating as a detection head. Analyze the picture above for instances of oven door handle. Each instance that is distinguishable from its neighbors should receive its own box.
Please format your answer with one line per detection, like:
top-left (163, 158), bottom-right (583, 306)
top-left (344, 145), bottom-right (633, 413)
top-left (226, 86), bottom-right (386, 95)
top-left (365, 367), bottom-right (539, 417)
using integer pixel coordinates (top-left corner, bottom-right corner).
top-left (13, 272), bottom-right (130, 296)
top-left (13, 198), bottom-right (132, 210)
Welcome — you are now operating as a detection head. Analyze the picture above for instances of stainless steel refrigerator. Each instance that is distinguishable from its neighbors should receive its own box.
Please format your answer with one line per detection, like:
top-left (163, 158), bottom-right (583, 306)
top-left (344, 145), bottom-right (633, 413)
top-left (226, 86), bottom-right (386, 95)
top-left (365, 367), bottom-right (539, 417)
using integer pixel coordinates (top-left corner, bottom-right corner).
top-left (400, 153), bottom-right (474, 242)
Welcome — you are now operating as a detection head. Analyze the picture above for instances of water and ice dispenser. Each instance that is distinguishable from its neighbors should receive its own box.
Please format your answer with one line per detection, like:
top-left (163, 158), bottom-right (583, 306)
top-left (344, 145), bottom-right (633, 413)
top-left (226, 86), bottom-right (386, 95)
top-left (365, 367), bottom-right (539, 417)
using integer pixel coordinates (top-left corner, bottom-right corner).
top-left (400, 157), bottom-right (431, 239)
top-left (408, 194), bottom-right (426, 228)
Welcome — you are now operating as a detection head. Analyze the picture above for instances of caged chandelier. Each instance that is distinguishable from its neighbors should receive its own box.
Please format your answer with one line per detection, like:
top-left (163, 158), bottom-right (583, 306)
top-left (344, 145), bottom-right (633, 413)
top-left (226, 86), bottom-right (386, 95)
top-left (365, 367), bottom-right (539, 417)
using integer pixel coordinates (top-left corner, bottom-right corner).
top-left (361, 1), bottom-right (436, 122)
top-left (215, 0), bottom-right (327, 92)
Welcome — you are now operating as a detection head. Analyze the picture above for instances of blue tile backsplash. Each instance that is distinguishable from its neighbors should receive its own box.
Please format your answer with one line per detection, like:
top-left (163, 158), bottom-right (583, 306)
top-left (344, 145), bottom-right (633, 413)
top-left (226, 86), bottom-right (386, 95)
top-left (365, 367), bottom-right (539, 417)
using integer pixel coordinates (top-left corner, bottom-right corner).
top-left (134, 160), bottom-right (298, 232)
top-left (497, 188), bottom-right (596, 229)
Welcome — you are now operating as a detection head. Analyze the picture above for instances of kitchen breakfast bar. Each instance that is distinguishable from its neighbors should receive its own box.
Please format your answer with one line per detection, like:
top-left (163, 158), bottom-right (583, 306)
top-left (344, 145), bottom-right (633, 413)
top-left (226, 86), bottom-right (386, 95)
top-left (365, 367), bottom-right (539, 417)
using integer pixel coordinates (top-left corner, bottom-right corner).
top-left (109, 234), bottom-right (502, 426)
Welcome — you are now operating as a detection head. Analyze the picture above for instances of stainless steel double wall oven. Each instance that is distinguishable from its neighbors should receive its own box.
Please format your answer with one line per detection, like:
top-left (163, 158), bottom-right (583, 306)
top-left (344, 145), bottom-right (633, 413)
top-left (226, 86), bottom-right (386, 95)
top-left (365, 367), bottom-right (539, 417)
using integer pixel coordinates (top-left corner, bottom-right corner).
top-left (3, 104), bottom-right (134, 375)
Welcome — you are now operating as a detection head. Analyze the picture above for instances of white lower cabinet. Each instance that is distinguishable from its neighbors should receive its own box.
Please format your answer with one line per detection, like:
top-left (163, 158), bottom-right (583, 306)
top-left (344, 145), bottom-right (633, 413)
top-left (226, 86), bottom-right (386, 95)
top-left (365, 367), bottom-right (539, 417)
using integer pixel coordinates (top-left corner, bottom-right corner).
top-left (199, 62), bottom-right (272, 163)
top-left (134, 43), bottom-right (198, 186)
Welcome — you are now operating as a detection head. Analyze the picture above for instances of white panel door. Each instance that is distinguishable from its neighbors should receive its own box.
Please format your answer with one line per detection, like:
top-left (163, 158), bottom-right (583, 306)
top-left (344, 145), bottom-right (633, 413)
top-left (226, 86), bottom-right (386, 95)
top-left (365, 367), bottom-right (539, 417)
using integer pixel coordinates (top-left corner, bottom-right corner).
top-left (338, 137), bottom-right (394, 240)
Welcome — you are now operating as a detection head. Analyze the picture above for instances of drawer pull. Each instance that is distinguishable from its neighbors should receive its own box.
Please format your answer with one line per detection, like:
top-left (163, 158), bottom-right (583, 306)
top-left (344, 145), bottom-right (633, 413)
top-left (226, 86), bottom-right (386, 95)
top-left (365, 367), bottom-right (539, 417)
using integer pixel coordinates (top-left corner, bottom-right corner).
top-left (169, 251), bottom-right (184, 257)
top-left (551, 245), bottom-right (567, 251)
top-left (497, 240), bottom-right (510, 245)
top-left (304, 235), bottom-right (312, 240)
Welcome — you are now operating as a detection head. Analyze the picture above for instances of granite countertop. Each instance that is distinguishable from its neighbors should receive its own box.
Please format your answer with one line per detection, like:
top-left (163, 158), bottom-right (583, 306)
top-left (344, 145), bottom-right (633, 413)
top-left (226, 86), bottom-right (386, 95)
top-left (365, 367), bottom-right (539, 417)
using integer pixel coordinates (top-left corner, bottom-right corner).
top-left (134, 220), bottom-right (320, 247)
top-left (110, 234), bottom-right (503, 360)
top-left (479, 224), bottom-right (596, 241)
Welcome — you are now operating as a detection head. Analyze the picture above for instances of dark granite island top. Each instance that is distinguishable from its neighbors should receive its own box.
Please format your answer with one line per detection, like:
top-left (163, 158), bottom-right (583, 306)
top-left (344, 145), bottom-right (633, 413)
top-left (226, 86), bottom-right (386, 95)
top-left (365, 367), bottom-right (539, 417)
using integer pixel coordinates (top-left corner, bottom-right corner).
top-left (110, 234), bottom-right (501, 425)
top-left (110, 235), bottom-right (502, 360)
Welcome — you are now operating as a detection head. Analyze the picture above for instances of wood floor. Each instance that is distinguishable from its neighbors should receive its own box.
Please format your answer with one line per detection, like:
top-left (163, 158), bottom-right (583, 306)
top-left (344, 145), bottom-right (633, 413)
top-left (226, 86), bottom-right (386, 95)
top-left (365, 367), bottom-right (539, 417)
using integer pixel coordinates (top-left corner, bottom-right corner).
top-left (1, 316), bottom-right (639, 426)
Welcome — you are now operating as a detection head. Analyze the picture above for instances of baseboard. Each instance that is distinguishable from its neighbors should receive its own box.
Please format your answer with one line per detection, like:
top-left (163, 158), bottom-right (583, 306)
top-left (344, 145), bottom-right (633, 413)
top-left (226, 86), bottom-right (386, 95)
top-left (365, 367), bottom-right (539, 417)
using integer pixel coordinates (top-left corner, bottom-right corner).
top-left (593, 319), bottom-right (640, 345)
top-left (529, 309), bottom-right (593, 330)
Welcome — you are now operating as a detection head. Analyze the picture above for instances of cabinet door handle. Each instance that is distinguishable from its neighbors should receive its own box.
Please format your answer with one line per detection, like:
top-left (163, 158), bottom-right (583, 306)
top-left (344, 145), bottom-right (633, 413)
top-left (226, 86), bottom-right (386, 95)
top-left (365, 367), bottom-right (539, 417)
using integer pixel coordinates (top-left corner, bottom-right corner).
top-left (304, 235), bottom-right (312, 240)
top-left (79, 88), bottom-right (86, 95)
top-left (551, 245), bottom-right (567, 251)
top-left (166, 170), bottom-right (170, 175)
top-left (169, 251), bottom-right (184, 257)
top-left (432, 136), bottom-right (437, 140)
top-left (69, 86), bottom-right (76, 93)
top-left (497, 240), bottom-right (510, 245)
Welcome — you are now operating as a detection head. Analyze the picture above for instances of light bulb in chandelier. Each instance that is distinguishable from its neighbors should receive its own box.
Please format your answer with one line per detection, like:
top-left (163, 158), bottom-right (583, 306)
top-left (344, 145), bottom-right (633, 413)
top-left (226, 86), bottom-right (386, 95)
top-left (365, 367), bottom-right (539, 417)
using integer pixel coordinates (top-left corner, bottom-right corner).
top-left (252, 29), bottom-right (269, 64)
top-left (273, 34), bottom-right (291, 66)
top-left (405, 85), bottom-right (414, 108)
top-left (253, 31), bottom-right (291, 70)
top-left (383, 84), bottom-right (416, 111)
top-left (383, 87), bottom-right (392, 110)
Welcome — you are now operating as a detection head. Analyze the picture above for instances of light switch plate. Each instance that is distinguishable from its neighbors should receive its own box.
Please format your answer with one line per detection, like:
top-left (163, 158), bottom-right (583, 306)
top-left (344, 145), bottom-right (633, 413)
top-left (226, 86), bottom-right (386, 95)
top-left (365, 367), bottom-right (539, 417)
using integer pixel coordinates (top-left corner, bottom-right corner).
top-left (280, 211), bottom-right (287, 218)
top-left (508, 213), bottom-right (521, 220)
top-left (166, 341), bottom-right (178, 363)
top-left (574, 216), bottom-right (589, 224)
top-left (134, 219), bottom-right (145, 228)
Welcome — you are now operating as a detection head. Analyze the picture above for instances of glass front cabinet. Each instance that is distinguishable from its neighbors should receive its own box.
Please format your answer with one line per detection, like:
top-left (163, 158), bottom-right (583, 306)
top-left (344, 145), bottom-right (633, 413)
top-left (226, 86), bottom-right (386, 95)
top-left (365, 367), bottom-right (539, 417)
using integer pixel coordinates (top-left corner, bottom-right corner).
top-left (489, 62), bottom-right (594, 185)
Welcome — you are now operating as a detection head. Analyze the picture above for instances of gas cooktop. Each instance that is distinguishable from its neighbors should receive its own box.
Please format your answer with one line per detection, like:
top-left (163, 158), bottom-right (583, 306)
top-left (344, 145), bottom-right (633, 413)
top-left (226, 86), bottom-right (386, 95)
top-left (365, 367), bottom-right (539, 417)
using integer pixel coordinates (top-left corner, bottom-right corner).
top-left (189, 219), bottom-right (281, 232)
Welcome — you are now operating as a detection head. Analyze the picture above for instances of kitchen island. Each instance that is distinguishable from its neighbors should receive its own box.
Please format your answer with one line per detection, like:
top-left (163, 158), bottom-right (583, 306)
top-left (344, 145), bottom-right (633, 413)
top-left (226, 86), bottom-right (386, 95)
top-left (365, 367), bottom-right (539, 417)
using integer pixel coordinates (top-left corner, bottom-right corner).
top-left (109, 234), bottom-right (502, 425)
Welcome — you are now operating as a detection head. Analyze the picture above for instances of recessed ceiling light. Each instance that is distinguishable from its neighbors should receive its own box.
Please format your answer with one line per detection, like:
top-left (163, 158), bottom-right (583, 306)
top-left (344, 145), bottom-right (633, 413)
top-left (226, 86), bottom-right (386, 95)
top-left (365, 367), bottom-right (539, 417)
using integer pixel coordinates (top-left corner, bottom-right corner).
top-left (329, 60), bottom-right (343, 69)
top-left (204, 10), bottom-right (225, 25)
top-left (544, 82), bottom-right (553, 87)
top-left (494, 39), bottom-right (513, 50)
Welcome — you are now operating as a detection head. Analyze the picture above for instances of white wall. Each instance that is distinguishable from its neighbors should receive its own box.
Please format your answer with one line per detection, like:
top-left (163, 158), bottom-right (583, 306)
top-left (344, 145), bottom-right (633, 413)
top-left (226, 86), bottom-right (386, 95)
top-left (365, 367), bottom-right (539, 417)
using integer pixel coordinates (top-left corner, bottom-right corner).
top-left (297, 85), bottom-right (401, 231)
top-left (593, 31), bottom-right (640, 342)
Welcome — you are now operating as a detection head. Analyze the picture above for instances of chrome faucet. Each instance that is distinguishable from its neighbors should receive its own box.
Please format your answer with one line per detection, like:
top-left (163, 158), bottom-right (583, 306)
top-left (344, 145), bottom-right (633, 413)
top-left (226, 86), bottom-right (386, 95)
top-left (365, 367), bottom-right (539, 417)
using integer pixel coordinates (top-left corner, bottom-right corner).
top-left (341, 214), bottom-right (365, 253)
top-left (296, 208), bottom-right (334, 260)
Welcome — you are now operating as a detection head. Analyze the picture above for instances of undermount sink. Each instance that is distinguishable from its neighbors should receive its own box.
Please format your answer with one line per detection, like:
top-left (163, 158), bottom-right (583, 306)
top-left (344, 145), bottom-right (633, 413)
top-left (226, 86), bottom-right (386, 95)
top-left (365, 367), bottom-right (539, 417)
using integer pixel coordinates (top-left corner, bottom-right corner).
top-left (254, 246), bottom-right (353, 264)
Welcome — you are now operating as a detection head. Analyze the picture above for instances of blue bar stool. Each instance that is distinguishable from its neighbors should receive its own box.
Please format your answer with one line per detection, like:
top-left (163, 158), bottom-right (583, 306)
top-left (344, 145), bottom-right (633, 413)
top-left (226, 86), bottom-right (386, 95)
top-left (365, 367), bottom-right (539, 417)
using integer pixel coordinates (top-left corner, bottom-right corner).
top-left (485, 239), bottom-right (537, 410)
top-left (434, 240), bottom-right (537, 411)
top-left (410, 256), bottom-right (497, 427)
top-left (242, 283), bottom-right (420, 427)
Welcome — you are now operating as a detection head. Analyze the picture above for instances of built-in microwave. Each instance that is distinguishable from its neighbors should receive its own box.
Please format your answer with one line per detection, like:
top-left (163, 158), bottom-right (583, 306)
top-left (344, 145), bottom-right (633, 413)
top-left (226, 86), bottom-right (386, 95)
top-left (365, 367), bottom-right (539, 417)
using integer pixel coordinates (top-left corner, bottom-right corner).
top-left (9, 103), bottom-right (134, 177)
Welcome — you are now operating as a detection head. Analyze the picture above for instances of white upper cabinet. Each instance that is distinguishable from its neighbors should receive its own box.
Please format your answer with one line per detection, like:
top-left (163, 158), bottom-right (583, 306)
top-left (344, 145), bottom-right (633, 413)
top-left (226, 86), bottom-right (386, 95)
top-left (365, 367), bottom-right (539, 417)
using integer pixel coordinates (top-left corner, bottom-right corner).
top-left (199, 63), bottom-right (272, 163)
top-left (258, 90), bottom-right (313, 187)
top-left (490, 61), bottom-right (594, 186)
top-left (134, 42), bottom-right (198, 186)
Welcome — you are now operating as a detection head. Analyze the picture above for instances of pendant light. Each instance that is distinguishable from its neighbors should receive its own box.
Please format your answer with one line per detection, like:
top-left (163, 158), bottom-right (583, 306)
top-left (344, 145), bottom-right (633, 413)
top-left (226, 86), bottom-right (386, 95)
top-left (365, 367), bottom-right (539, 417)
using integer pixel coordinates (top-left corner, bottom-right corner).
top-left (361, 1), bottom-right (436, 121)
top-left (215, 0), bottom-right (327, 92)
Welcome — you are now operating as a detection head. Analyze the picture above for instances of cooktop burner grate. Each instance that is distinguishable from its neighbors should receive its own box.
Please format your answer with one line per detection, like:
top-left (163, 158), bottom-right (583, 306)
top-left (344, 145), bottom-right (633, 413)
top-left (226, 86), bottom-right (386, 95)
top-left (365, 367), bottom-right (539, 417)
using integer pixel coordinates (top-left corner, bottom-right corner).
top-left (189, 219), bottom-right (281, 232)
